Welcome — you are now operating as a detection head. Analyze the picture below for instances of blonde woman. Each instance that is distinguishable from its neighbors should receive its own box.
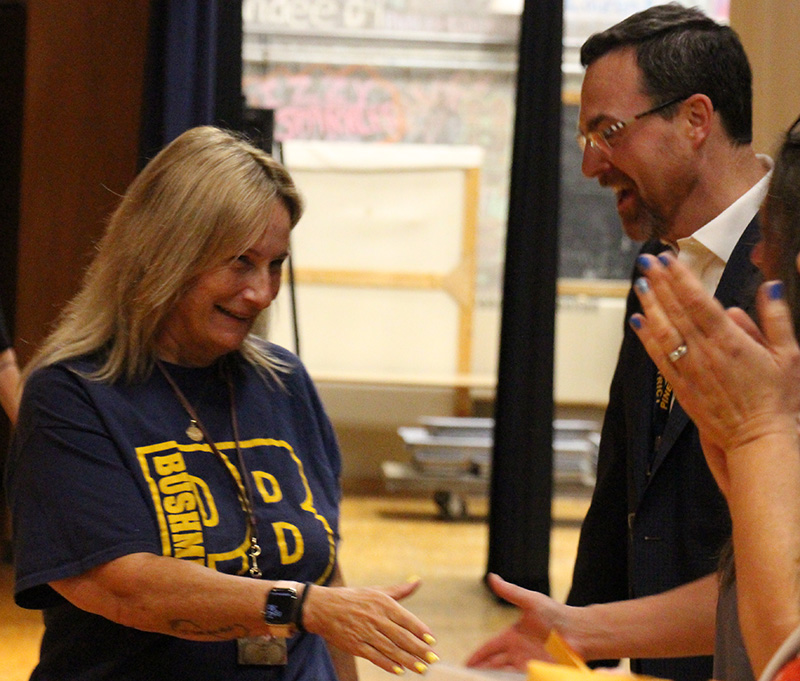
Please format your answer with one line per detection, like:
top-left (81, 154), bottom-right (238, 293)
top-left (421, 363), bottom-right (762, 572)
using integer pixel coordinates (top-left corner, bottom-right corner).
top-left (7, 127), bottom-right (437, 681)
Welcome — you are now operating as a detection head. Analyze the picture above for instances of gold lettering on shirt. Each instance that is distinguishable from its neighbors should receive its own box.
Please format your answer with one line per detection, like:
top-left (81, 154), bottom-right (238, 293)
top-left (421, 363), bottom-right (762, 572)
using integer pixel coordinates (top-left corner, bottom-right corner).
top-left (272, 521), bottom-right (304, 564)
top-left (172, 529), bottom-right (205, 559)
top-left (139, 448), bottom-right (218, 563)
top-left (253, 471), bottom-right (283, 503)
top-left (137, 438), bottom-right (337, 581)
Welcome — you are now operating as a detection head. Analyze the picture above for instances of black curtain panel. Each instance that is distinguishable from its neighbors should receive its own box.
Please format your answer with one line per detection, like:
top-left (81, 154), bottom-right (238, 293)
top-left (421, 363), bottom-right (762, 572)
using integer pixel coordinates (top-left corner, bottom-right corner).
top-left (139, 0), bottom-right (243, 165)
top-left (214, 0), bottom-right (244, 133)
top-left (487, 0), bottom-right (563, 594)
top-left (0, 2), bottom-right (24, 334)
top-left (0, 1), bottom-right (24, 559)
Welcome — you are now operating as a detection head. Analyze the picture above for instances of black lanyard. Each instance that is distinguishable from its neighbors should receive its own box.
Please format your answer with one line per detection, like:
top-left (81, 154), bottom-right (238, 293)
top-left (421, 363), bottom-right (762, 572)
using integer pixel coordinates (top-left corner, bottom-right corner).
top-left (156, 359), bottom-right (264, 578)
top-left (652, 370), bottom-right (673, 459)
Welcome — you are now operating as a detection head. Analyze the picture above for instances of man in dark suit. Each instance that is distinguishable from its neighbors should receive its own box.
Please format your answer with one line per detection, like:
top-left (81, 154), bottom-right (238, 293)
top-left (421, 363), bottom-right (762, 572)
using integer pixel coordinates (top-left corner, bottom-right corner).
top-left (467, 5), bottom-right (770, 681)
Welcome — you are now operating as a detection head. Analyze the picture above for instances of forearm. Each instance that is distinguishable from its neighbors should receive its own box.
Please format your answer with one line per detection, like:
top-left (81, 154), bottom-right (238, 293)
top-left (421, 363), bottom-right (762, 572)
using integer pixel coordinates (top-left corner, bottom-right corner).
top-left (53, 552), bottom-right (434, 675)
top-left (52, 552), bottom-right (280, 641)
top-left (726, 429), bottom-right (800, 678)
top-left (568, 574), bottom-right (718, 662)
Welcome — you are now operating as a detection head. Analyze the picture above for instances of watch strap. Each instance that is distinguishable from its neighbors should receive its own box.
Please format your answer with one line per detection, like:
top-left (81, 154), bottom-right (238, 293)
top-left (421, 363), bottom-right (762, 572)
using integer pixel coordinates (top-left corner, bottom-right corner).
top-left (295, 582), bottom-right (312, 633)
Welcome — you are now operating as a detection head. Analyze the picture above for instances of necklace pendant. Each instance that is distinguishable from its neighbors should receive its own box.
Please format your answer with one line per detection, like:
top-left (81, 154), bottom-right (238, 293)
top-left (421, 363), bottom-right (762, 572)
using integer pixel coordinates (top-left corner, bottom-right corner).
top-left (186, 421), bottom-right (203, 442)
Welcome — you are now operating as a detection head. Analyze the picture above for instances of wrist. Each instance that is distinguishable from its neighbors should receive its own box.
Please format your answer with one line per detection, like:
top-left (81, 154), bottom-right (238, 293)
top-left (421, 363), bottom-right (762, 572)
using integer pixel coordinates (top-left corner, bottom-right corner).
top-left (262, 581), bottom-right (306, 637)
top-left (725, 415), bottom-right (800, 457)
top-left (296, 581), bottom-right (326, 636)
top-left (294, 582), bottom-right (312, 633)
top-left (563, 604), bottom-right (599, 662)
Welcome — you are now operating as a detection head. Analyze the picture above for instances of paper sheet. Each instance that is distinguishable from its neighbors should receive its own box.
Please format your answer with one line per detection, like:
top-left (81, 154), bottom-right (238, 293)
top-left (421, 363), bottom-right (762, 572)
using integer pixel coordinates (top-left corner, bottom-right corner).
top-left (424, 663), bottom-right (526, 680)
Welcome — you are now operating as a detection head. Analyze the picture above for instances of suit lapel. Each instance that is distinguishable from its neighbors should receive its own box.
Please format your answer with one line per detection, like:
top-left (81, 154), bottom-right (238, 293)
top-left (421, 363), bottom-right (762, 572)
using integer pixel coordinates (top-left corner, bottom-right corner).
top-left (714, 217), bottom-right (762, 313)
top-left (625, 241), bottom-right (669, 501)
top-left (645, 216), bottom-right (762, 484)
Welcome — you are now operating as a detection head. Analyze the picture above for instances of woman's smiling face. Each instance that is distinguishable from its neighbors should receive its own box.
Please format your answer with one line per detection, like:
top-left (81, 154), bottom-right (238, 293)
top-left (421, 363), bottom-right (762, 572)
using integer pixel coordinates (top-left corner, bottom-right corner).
top-left (155, 201), bottom-right (291, 367)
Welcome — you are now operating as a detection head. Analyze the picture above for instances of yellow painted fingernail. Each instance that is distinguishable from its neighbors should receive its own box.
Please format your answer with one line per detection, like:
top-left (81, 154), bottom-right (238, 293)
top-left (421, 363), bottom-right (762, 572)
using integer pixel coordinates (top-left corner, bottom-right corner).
top-left (414, 662), bottom-right (428, 674)
top-left (423, 633), bottom-right (436, 645)
top-left (393, 666), bottom-right (405, 675)
top-left (407, 574), bottom-right (420, 583)
top-left (426, 652), bottom-right (440, 664)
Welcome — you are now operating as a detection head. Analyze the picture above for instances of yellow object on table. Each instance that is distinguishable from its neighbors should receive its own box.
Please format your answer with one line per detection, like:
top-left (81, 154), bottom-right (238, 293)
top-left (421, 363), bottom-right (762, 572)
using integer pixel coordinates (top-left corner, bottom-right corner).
top-left (530, 631), bottom-right (671, 681)
top-left (527, 661), bottom-right (670, 681)
top-left (544, 630), bottom-right (590, 671)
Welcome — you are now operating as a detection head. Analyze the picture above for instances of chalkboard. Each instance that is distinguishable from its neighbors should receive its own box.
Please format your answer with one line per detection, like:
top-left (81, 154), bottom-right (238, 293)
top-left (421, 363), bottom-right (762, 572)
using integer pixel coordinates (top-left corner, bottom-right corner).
top-left (558, 104), bottom-right (639, 282)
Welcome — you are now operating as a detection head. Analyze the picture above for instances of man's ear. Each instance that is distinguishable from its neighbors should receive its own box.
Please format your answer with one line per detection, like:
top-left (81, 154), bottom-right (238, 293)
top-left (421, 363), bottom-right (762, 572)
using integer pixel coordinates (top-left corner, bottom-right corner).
top-left (683, 93), bottom-right (714, 147)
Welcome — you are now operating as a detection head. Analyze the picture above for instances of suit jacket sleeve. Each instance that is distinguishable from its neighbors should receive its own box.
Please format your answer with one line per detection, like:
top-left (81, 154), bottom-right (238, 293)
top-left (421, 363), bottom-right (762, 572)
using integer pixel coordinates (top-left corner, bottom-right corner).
top-left (566, 240), bottom-right (664, 608)
top-left (566, 309), bottom-right (635, 608)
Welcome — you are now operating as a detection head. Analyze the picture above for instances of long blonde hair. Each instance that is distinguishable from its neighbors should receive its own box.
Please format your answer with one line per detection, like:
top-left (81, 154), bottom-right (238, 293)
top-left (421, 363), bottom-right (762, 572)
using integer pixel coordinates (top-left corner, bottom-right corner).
top-left (25, 126), bottom-right (303, 383)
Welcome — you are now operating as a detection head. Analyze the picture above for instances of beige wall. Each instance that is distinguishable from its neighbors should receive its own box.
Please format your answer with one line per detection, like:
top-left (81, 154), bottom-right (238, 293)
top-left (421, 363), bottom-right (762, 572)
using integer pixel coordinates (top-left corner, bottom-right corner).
top-left (731, 0), bottom-right (800, 155)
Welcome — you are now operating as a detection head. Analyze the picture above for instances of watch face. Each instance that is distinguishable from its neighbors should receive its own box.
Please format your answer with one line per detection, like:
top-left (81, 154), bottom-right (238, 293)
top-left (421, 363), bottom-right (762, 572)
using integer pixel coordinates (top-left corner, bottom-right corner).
top-left (265, 588), bottom-right (297, 624)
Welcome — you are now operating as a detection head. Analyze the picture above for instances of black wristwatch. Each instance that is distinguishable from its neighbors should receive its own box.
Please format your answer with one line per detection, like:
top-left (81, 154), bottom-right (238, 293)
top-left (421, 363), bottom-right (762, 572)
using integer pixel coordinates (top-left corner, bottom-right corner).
top-left (263, 586), bottom-right (298, 637)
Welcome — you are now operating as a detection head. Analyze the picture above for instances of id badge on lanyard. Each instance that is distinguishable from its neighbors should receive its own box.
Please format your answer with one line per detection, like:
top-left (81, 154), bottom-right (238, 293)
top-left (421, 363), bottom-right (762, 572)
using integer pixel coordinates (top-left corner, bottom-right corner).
top-left (237, 636), bottom-right (288, 666)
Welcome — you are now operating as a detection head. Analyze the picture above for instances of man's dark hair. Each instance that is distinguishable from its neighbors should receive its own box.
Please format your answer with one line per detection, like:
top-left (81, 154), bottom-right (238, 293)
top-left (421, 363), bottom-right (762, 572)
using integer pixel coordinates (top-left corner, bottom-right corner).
top-left (580, 2), bottom-right (752, 144)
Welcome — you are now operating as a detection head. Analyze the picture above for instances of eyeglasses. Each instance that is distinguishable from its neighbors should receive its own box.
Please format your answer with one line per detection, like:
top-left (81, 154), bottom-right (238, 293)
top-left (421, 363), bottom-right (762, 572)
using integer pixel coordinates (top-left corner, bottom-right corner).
top-left (577, 96), bottom-right (688, 154)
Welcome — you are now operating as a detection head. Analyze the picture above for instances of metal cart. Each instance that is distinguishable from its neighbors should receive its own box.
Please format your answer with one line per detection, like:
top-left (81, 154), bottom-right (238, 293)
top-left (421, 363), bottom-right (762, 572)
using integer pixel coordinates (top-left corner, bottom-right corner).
top-left (382, 416), bottom-right (600, 518)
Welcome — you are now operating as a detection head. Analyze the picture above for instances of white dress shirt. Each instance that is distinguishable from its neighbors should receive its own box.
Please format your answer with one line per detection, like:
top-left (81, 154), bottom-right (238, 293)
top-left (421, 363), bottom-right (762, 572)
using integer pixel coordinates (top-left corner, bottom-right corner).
top-left (675, 155), bottom-right (773, 294)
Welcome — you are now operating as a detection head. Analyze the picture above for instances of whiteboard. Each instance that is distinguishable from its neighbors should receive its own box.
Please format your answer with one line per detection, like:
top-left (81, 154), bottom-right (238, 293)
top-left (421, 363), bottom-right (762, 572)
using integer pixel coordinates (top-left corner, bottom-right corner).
top-left (265, 140), bottom-right (483, 382)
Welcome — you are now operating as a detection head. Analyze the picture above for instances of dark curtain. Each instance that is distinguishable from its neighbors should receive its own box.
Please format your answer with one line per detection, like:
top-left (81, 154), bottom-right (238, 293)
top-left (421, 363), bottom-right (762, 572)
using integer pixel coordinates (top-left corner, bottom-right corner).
top-left (0, 2), bottom-right (25, 335)
top-left (139, 0), bottom-right (243, 166)
top-left (0, 1), bottom-right (25, 561)
top-left (486, 0), bottom-right (563, 593)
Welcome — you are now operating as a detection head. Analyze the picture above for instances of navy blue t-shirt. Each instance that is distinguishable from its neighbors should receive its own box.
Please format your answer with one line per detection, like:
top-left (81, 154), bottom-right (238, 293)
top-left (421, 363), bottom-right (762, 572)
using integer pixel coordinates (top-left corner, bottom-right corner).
top-left (7, 343), bottom-right (342, 681)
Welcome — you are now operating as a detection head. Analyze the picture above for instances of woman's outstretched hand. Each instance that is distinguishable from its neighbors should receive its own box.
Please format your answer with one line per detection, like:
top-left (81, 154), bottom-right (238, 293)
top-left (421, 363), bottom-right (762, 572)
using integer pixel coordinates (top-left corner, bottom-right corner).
top-left (303, 579), bottom-right (439, 676)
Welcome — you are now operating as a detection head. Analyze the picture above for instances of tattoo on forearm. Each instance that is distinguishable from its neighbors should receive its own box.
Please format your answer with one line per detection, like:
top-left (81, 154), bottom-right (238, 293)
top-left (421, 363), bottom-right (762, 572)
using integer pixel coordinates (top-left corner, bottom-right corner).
top-left (170, 620), bottom-right (251, 640)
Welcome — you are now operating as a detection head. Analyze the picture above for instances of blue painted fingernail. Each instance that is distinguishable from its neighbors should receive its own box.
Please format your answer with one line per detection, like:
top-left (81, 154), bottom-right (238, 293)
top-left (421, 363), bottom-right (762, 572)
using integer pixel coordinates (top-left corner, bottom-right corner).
top-left (629, 315), bottom-right (642, 330)
top-left (768, 281), bottom-right (785, 300)
top-left (634, 277), bottom-right (650, 294)
top-left (636, 255), bottom-right (651, 271)
top-left (657, 254), bottom-right (670, 267)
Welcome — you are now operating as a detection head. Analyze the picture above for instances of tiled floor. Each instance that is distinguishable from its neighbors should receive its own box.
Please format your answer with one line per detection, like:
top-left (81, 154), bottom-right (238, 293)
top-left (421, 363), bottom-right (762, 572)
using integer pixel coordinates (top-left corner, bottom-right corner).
top-left (0, 493), bottom-right (589, 681)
